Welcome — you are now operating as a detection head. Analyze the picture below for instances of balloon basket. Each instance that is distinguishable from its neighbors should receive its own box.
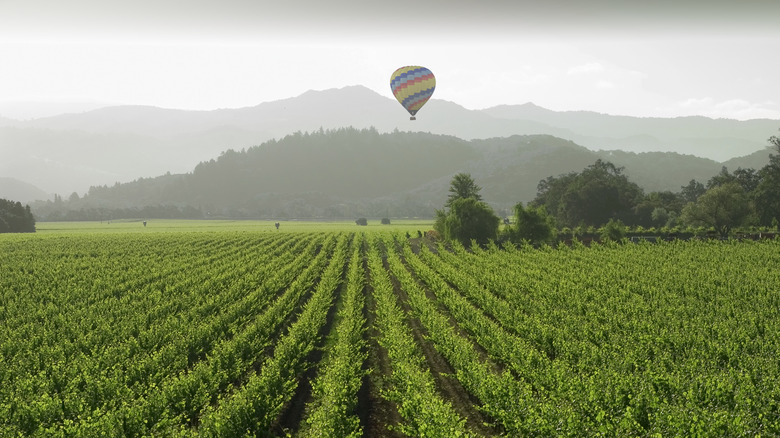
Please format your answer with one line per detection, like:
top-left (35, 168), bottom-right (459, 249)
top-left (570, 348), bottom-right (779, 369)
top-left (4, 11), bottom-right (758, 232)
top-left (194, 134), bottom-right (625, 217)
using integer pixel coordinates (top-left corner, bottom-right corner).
top-left (410, 116), bottom-right (416, 121)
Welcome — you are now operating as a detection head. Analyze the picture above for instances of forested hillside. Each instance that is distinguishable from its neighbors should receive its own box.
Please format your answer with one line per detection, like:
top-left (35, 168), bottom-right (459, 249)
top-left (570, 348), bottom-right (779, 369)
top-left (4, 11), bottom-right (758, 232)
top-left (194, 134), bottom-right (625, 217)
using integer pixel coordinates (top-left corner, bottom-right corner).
top-left (4, 86), bottom-right (778, 197)
top-left (30, 128), bottom-right (776, 220)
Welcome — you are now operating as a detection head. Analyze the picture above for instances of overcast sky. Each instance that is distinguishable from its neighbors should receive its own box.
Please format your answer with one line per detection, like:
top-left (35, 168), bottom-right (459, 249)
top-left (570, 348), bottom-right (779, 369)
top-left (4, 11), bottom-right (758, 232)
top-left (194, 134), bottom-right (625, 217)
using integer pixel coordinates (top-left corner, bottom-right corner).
top-left (1, 0), bottom-right (779, 120)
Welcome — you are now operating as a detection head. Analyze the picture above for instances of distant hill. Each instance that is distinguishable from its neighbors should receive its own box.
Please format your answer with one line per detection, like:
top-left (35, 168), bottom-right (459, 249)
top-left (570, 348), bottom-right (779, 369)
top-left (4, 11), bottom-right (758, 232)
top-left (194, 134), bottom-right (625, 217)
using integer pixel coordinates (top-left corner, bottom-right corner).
top-left (32, 128), bottom-right (774, 220)
top-left (0, 177), bottom-right (50, 203)
top-left (722, 147), bottom-right (777, 171)
top-left (0, 100), bottom-right (116, 120)
top-left (483, 103), bottom-right (779, 161)
top-left (3, 86), bottom-right (778, 195)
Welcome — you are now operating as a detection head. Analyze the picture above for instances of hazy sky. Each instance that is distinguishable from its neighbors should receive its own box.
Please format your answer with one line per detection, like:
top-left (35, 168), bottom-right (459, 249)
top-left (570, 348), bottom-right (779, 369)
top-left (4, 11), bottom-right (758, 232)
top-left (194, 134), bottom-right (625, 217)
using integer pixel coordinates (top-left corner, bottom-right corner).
top-left (1, 0), bottom-right (779, 119)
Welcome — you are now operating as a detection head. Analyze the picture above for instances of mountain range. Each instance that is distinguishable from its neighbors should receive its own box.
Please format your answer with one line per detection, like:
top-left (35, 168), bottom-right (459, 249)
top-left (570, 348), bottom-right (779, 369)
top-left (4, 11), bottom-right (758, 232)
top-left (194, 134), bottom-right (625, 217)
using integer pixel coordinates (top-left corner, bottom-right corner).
top-left (24, 128), bottom-right (777, 221)
top-left (1, 85), bottom-right (778, 206)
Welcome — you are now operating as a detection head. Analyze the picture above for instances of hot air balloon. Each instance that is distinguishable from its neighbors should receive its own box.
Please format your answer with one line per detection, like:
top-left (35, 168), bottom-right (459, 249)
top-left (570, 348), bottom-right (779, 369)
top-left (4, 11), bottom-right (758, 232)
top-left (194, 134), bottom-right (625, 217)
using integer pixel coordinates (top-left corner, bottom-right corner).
top-left (390, 66), bottom-right (435, 120)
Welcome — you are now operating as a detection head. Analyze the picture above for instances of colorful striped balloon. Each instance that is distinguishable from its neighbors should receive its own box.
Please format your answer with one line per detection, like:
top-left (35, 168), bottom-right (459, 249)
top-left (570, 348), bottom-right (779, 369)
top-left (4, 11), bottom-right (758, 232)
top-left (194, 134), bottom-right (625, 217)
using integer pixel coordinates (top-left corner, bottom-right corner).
top-left (390, 66), bottom-right (435, 120)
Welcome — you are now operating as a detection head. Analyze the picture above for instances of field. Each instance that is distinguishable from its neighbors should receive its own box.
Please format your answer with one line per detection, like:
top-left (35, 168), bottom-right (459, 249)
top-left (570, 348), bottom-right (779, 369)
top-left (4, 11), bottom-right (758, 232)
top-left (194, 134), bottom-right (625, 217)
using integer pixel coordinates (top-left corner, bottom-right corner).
top-left (33, 219), bottom-right (436, 234)
top-left (1, 224), bottom-right (779, 437)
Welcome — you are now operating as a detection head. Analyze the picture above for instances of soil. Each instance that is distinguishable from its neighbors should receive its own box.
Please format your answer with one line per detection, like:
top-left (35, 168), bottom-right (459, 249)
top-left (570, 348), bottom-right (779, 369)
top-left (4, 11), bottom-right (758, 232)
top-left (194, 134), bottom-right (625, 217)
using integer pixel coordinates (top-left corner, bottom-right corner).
top-left (358, 255), bottom-right (405, 437)
top-left (272, 255), bottom-right (348, 436)
top-left (407, 236), bottom-right (439, 254)
top-left (384, 258), bottom-right (501, 437)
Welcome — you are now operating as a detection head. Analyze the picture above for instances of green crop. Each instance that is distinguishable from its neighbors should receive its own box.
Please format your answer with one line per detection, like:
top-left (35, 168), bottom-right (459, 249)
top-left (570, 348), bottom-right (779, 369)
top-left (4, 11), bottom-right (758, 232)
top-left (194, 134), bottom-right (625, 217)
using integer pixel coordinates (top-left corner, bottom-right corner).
top-left (1, 230), bottom-right (777, 436)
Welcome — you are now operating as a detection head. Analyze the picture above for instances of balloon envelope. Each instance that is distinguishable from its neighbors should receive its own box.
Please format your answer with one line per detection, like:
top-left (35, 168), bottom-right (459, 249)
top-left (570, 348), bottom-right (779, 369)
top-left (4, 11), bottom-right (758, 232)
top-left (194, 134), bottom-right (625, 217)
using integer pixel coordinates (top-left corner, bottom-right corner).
top-left (390, 66), bottom-right (435, 117)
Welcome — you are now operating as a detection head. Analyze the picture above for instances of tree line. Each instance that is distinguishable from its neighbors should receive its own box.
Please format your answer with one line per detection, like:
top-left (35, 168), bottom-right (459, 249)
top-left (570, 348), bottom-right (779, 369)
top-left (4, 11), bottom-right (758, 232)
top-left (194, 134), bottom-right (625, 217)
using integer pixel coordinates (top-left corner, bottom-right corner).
top-left (435, 133), bottom-right (780, 245)
top-left (0, 198), bottom-right (36, 233)
top-left (532, 133), bottom-right (780, 238)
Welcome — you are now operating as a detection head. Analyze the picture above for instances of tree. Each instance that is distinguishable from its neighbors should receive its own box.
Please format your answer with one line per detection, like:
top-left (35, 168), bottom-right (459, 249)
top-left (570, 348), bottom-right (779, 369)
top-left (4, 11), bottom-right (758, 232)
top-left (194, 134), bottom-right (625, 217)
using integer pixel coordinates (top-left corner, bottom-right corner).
top-left (437, 197), bottom-right (500, 246)
top-left (680, 179), bottom-right (706, 204)
top-left (380, 217), bottom-right (391, 225)
top-left (681, 182), bottom-right (752, 238)
top-left (733, 167), bottom-right (760, 193)
top-left (706, 166), bottom-right (760, 194)
top-left (650, 207), bottom-right (678, 228)
top-left (505, 203), bottom-right (557, 246)
top-left (753, 133), bottom-right (780, 227)
top-left (633, 190), bottom-right (684, 227)
top-left (533, 172), bottom-right (577, 221)
top-left (0, 198), bottom-right (36, 233)
top-left (446, 173), bottom-right (482, 208)
top-left (355, 217), bottom-right (367, 226)
top-left (600, 218), bottom-right (627, 242)
top-left (532, 160), bottom-right (644, 227)
top-left (706, 166), bottom-right (735, 189)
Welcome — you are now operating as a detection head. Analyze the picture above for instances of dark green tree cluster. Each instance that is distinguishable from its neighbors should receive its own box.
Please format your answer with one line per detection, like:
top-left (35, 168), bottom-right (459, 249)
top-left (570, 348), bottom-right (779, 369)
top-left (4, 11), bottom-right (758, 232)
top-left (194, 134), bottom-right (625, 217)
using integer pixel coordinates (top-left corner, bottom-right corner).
top-left (681, 182), bottom-right (751, 237)
top-left (530, 134), bottom-right (780, 238)
top-left (532, 160), bottom-right (644, 228)
top-left (435, 173), bottom-right (500, 246)
top-left (0, 199), bottom-right (36, 233)
top-left (679, 135), bottom-right (780, 237)
top-left (751, 134), bottom-right (780, 228)
top-left (32, 128), bottom-right (476, 220)
top-left (504, 203), bottom-right (557, 246)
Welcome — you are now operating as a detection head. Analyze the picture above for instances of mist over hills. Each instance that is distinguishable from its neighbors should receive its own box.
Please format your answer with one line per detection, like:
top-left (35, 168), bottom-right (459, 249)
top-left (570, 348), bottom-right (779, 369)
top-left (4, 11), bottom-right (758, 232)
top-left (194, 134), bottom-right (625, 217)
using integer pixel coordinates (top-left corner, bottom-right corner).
top-left (483, 104), bottom-right (776, 161)
top-left (26, 128), bottom-right (776, 221)
top-left (2, 85), bottom-right (778, 199)
top-left (2, 86), bottom-right (778, 218)
top-left (0, 177), bottom-right (49, 204)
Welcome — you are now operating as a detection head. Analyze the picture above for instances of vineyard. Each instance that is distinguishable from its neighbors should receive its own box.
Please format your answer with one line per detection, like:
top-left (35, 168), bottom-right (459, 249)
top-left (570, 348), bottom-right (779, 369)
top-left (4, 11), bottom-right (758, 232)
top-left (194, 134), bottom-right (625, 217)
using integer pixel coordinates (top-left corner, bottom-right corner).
top-left (1, 230), bottom-right (779, 436)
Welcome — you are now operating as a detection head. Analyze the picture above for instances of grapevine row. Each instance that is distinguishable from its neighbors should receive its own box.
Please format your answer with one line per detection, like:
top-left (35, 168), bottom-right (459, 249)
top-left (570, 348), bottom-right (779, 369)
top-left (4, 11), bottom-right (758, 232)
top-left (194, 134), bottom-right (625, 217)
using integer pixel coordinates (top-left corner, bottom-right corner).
top-left (197, 233), bottom-right (349, 437)
top-left (366, 234), bottom-right (476, 437)
top-left (298, 233), bottom-right (368, 437)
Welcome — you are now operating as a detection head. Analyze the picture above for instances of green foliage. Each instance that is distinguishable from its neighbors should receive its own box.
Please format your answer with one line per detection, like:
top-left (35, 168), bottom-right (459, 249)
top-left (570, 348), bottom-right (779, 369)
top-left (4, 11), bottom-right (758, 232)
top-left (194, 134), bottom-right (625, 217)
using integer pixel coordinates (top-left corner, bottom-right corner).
top-left (0, 198), bottom-right (35, 232)
top-left (599, 218), bottom-right (627, 242)
top-left (633, 190), bottom-right (684, 227)
top-left (367, 235), bottom-right (474, 437)
top-left (438, 198), bottom-right (500, 246)
top-left (533, 159), bottom-right (644, 227)
top-left (200, 235), bottom-right (348, 436)
top-left (680, 179), bottom-right (706, 203)
top-left (504, 202), bottom-right (557, 246)
top-left (2, 230), bottom-right (780, 436)
top-left (301, 240), bottom-right (367, 437)
top-left (753, 134), bottom-right (780, 227)
top-left (435, 236), bottom-right (780, 436)
top-left (446, 172), bottom-right (483, 207)
top-left (436, 174), bottom-right (498, 246)
top-left (433, 208), bottom-right (447, 236)
top-left (681, 182), bottom-right (752, 237)
top-left (33, 128), bottom-right (479, 220)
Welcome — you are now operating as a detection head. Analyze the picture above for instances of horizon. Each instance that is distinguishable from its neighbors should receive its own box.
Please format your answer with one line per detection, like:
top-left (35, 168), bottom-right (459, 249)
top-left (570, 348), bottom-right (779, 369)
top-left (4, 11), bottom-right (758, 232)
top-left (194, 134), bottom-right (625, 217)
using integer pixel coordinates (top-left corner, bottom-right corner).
top-left (2, 85), bottom-right (780, 122)
top-left (2, 1), bottom-right (779, 121)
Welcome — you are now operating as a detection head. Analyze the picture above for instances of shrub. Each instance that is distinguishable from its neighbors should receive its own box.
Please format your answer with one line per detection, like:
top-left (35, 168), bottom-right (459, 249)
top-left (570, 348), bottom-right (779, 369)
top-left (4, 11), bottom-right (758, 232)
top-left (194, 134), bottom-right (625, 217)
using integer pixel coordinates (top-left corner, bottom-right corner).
top-left (436, 198), bottom-right (499, 247)
top-left (599, 218), bottom-right (627, 242)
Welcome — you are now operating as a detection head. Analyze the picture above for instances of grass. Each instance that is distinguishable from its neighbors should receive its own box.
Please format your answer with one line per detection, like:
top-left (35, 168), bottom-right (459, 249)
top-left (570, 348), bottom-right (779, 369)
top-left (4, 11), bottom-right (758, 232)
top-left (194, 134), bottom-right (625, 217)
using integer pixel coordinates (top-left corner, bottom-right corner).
top-left (33, 219), bottom-right (435, 234)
